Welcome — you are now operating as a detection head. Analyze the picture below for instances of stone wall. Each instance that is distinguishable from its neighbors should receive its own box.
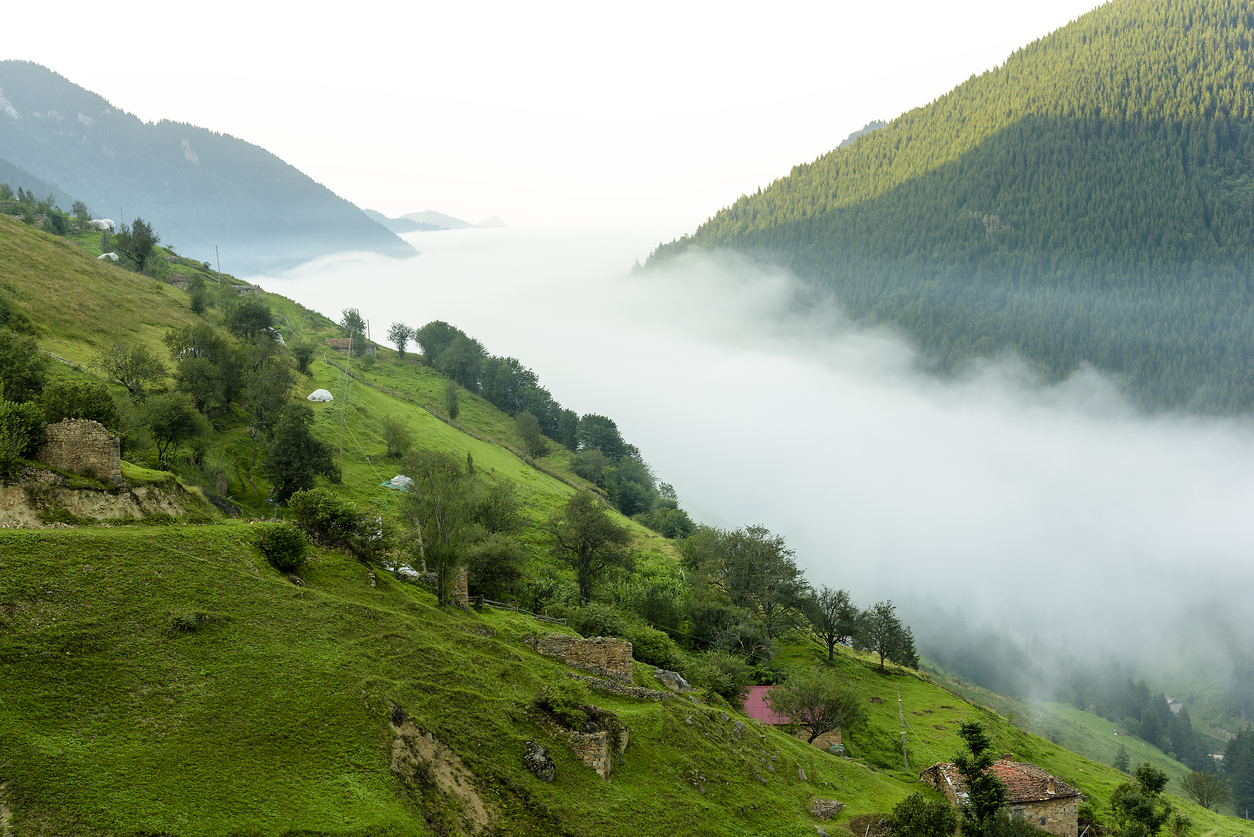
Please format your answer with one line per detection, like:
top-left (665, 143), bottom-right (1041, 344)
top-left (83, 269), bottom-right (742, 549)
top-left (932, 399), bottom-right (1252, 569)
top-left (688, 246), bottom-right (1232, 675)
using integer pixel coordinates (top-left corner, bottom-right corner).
top-left (37, 420), bottom-right (121, 481)
top-left (566, 727), bottom-right (629, 780)
top-left (1012, 797), bottom-right (1080, 837)
top-left (524, 635), bottom-right (633, 683)
top-left (794, 725), bottom-right (842, 751)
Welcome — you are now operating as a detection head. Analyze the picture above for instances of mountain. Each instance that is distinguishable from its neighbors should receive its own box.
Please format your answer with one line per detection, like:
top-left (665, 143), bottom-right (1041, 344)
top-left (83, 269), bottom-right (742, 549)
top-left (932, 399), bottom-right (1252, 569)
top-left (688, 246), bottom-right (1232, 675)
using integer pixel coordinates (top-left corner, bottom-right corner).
top-left (474, 215), bottom-right (507, 228)
top-left (403, 209), bottom-right (472, 229)
top-left (0, 157), bottom-right (74, 209)
top-left (0, 61), bottom-right (414, 271)
top-left (363, 208), bottom-right (446, 233)
top-left (648, 0), bottom-right (1254, 413)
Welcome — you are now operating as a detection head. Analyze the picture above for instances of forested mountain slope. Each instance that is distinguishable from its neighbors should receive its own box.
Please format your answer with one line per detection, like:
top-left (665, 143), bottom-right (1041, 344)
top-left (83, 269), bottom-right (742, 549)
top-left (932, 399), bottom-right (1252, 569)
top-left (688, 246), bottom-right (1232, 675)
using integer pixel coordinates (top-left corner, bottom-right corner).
top-left (0, 61), bottom-right (413, 271)
top-left (649, 0), bottom-right (1254, 413)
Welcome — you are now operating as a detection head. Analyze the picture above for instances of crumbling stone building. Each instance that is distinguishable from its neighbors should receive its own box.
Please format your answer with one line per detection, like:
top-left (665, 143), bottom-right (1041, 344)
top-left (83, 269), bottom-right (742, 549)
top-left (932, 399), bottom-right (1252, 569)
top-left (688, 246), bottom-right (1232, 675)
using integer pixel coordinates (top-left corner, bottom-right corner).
top-left (919, 759), bottom-right (1084, 837)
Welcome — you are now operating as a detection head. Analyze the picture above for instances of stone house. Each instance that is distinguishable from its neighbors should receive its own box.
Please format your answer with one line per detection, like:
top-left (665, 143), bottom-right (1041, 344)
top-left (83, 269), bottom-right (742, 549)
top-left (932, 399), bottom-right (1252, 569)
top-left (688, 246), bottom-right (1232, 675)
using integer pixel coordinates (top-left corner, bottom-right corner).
top-left (743, 685), bottom-right (843, 752)
top-left (37, 419), bottom-right (122, 481)
top-left (919, 759), bottom-right (1083, 837)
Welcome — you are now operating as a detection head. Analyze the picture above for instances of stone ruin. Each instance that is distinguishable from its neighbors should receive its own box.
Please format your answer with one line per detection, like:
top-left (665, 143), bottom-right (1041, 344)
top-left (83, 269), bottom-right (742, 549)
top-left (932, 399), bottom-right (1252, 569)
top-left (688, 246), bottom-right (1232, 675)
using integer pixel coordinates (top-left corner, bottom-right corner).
top-left (37, 419), bottom-right (121, 481)
top-left (523, 634), bottom-right (633, 683)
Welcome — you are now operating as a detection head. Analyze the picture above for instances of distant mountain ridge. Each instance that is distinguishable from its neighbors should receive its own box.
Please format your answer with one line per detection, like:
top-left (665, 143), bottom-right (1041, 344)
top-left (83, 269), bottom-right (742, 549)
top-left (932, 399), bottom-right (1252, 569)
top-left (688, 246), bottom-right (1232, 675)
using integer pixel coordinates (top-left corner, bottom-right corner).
top-left (401, 209), bottom-right (508, 229)
top-left (649, 0), bottom-right (1254, 413)
top-left (0, 61), bottom-right (414, 271)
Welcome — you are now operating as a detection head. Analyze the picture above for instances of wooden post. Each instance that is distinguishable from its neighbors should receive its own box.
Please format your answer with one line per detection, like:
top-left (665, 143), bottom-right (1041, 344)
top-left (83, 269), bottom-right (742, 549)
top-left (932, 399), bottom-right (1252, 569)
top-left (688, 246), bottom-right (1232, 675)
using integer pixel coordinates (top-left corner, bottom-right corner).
top-left (898, 683), bottom-right (908, 772)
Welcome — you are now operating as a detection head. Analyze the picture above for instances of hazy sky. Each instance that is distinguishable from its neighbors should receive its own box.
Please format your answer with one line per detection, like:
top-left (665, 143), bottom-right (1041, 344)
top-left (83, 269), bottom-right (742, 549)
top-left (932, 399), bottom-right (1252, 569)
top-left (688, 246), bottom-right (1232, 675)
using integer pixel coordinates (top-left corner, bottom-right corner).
top-left (6, 0), bottom-right (1105, 230)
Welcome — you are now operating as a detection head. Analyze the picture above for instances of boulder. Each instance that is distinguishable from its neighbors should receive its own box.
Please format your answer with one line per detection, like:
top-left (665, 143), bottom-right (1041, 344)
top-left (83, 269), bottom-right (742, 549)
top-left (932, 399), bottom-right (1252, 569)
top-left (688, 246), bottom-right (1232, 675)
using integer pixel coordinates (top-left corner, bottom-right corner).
top-left (654, 669), bottom-right (691, 692)
top-left (523, 741), bottom-right (555, 783)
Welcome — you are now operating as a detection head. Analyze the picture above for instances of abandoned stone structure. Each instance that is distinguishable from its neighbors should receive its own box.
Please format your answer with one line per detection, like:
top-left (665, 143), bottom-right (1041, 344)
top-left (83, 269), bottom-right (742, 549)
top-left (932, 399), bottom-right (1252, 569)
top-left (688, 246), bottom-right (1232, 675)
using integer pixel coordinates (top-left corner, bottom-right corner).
top-left (919, 759), bottom-right (1083, 837)
top-left (37, 420), bottom-right (121, 481)
top-left (453, 568), bottom-right (468, 606)
top-left (565, 725), bottom-right (629, 780)
top-left (523, 634), bottom-right (633, 683)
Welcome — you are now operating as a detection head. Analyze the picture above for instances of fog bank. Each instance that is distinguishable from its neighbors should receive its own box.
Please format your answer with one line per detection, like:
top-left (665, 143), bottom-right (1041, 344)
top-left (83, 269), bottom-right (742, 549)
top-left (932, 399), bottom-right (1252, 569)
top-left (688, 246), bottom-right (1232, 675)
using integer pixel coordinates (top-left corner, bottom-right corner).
top-left (255, 228), bottom-right (1254, 676)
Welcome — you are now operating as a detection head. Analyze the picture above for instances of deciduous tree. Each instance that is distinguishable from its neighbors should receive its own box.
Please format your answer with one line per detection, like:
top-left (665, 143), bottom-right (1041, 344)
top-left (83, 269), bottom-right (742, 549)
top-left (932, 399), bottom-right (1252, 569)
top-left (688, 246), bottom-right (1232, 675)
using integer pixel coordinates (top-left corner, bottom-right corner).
top-left (805, 586), bottom-right (858, 662)
top-left (94, 341), bottom-right (166, 398)
top-left (264, 405), bottom-right (333, 503)
top-left (548, 492), bottom-right (632, 603)
top-left (401, 449), bottom-right (476, 605)
top-left (765, 665), bottom-right (866, 745)
top-left (1180, 771), bottom-right (1230, 811)
top-left (855, 599), bottom-right (919, 673)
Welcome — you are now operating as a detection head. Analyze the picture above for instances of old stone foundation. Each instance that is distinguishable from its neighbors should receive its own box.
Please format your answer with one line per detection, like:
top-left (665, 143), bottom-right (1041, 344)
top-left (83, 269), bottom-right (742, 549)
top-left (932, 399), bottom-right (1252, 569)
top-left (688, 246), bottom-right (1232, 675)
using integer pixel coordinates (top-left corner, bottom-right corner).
top-left (523, 634), bottom-right (633, 683)
top-left (37, 419), bottom-right (121, 481)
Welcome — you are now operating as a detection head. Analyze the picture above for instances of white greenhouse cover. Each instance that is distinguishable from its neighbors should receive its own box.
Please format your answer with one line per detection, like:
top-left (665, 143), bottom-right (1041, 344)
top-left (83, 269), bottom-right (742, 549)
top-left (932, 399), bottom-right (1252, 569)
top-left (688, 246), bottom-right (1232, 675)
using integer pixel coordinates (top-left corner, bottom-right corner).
top-left (389, 475), bottom-right (413, 489)
top-left (306, 389), bottom-right (334, 402)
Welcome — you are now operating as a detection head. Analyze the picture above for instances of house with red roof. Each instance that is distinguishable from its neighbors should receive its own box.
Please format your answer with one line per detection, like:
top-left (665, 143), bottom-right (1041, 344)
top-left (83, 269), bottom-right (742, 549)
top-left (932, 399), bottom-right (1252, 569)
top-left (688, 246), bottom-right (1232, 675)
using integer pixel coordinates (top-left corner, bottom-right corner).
top-left (743, 685), bottom-right (844, 752)
top-left (919, 759), bottom-right (1084, 837)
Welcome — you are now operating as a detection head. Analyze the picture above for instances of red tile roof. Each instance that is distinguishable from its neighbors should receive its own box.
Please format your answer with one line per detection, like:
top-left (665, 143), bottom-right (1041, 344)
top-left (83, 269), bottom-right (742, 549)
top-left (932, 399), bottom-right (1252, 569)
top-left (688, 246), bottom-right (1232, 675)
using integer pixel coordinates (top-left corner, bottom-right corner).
top-left (928, 760), bottom-right (1081, 803)
top-left (743, 685), bottom-right (791, 725)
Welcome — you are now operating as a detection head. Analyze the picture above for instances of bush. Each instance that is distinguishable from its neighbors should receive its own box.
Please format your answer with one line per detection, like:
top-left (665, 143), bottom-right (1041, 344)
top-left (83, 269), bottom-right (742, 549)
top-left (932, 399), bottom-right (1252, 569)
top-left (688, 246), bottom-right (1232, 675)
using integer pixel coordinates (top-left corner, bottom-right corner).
top-left (288, 486), bottom-right (360, 548)
top-left (687, 649), bottom-right (753, 709)
top-left (532, 680), bottom-right (592, 730)
top-left (0, 400), bottom-right (46, 480)
top-left (888, 793), bottom-right (959, 837)
top-left (255, 523), bottom-right (310, 572)
top-left (570, 602), bottom-right (628, 639)
top-left (40, 379), bottom-right (118, 426)
top-left (625, 623), bottom-right (682, 669)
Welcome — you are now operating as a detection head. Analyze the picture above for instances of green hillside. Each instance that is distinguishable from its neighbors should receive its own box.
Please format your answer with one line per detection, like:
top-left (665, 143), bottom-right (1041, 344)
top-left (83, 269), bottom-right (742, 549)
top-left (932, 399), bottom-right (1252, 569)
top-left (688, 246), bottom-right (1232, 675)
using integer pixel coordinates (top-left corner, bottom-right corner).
top-left (649, 0), bottom-right (1254, 413)
top-left (2, 208), bottom-right (1252, 836)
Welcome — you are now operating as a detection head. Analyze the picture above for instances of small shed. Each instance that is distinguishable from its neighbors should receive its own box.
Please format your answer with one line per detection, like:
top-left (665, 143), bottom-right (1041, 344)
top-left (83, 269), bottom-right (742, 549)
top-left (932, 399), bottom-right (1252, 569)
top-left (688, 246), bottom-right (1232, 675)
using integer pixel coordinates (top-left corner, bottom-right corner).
top-left (307, 389), bottom-right (334, 402)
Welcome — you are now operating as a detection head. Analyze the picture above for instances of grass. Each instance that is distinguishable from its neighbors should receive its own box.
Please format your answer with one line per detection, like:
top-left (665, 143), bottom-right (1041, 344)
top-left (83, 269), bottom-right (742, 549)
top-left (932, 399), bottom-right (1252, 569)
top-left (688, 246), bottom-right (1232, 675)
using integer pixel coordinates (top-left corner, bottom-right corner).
top-left (0, 526), bottom-right (909, 836)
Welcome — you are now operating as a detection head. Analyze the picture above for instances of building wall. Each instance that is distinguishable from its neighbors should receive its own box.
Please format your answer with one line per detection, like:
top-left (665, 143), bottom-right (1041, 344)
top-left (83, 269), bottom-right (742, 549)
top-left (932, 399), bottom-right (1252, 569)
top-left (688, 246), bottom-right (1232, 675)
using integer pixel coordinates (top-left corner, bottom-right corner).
top-left (792, 725), bottom-right (842, 751)
top-left (524, 635), bottom-right (633, 683)
top-left (1012, 797), bottom-right (1081, 837)
top-left (37, 420), bottom-right (121, 480)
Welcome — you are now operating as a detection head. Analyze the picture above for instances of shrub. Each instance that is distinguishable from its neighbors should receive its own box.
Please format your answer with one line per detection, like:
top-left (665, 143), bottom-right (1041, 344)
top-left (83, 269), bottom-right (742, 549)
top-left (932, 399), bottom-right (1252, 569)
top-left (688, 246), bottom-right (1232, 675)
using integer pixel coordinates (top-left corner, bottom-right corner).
top-left (570, 602), bottom-right (628, 639)
top-left (888, 793), bottom-right (959, 837)
top-left (255, 522), bottom-right (310, 572)
top-left (0, 400), bottom-right (47, 480)
top-left (40, 379), bottom-right (118, 426)
top-left (625, 623), bottom-right (682, 669)
top-left (532, 680), bottom-right (592, 730)
top-left (288, 486), bottom-right (360, 548)
top-left (687, 649), bottom-right (753, 709)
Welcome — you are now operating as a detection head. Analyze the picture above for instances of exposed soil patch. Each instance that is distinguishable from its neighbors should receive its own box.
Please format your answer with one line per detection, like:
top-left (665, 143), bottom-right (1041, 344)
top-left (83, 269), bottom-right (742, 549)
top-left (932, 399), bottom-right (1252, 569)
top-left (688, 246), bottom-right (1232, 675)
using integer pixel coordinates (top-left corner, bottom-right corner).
top-left (388, 704), bottom-right (493, 834)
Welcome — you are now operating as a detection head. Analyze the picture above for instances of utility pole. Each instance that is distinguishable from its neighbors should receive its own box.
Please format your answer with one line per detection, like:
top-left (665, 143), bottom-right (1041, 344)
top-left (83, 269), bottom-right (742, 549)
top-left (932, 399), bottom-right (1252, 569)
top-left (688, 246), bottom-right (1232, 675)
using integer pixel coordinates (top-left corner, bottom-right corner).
top-left (898, 683), bottom-right (909, 772)
top-left (339, 342), bottom-right (351, 473)
top-left (216, 245), bottom-right (222, 281)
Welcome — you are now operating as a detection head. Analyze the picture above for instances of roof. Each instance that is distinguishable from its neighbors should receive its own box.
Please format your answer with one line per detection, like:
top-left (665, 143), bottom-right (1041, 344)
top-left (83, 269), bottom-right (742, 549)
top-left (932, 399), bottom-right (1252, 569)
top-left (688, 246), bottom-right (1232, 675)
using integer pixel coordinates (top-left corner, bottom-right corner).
top-left (743, 685), bottom-right (790, 725)
top-left (926, 760), bottom-right (1082, 803)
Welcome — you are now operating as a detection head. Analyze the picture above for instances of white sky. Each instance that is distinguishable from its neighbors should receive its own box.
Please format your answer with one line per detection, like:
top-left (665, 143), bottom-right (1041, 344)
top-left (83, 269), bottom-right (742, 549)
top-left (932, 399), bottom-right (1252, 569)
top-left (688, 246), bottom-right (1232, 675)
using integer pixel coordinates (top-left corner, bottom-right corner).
top-left (5, 0), bottom-right (1106, 231)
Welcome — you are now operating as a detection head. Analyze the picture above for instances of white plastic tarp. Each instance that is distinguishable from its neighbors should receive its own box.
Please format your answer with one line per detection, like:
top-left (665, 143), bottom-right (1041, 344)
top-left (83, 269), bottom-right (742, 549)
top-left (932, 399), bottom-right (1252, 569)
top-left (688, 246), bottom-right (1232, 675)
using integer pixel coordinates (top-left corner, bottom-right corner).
top-left (306, 389), bottom-right (334, 402)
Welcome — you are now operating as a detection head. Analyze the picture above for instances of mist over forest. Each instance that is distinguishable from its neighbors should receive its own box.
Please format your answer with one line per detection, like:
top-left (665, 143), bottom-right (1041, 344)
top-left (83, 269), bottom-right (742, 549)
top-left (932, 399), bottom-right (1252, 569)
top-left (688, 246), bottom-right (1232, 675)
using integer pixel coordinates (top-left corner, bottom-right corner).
top-left (256, 227), bottom-right (1254, 703)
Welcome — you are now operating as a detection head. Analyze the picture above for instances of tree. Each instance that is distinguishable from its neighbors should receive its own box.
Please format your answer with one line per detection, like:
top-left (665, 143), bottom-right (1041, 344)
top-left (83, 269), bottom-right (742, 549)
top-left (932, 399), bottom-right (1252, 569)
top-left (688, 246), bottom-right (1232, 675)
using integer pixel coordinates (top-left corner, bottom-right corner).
top-left (1115, 744), bottom-right (1131, 772)
top-left (889, 792), bottom-right (960, 837)
top-left (40, 380), bottom-right (117, 426)
top-left (415, 320), bottom-right (463, 366)
top-left (340, 308), bottom-right (366, 353)
top-left (240, 336), bottom-right (294, 433)
top-left (0, 328), bottom-right (50, 403)
top-left (187, 274), bottom-right (209, 315)
top-left (855, 599), bottom-right (919, 673)
top-left (548, 492), bottom-right (632, 603)
top-left (954, 721), bottom-right (1007, 837)
top-left (291, 341), bottom-right (315, 376)
top-left (437, 334), bottom-right (485, 389)
top-left (804, 586), bottom-right (858, 662)
top-left (94, 341), bottom-right (166, 398)
top-left (1180, 771), bottom-right (1230, 811)
top-left (112, 218), bottom-right (159, 273)
top-left (516, 411), bottom-right (549, 464)
top-left (225, 296), bottom-right (275, 340)
top-left (576, 414), bottom-right (626, 459)
top-left (1224, 727), bottom-right (1254, 818)
top-left (71, 200), bottom-right (91, 221)
top-left (765, 665), bottom-right (866, 745)
top-left (445, 380), bottom-right (460, 422)
top-left (1110, 765), bottom-right (1173, 837)
top-left (0, 399), bottom-right (46, 480)
top-left (400, 449), bottom-right (476, 605)
top-left (387, 322), bottom-right (412, 358)
top-left (143, 391), bottom-right (207, 468)
top-left (683, 524), bottom-right (810, 640)
top-left (381, 415), bottom-right (413, 458)
top-left (264, 405), bottom-right (334, 503)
